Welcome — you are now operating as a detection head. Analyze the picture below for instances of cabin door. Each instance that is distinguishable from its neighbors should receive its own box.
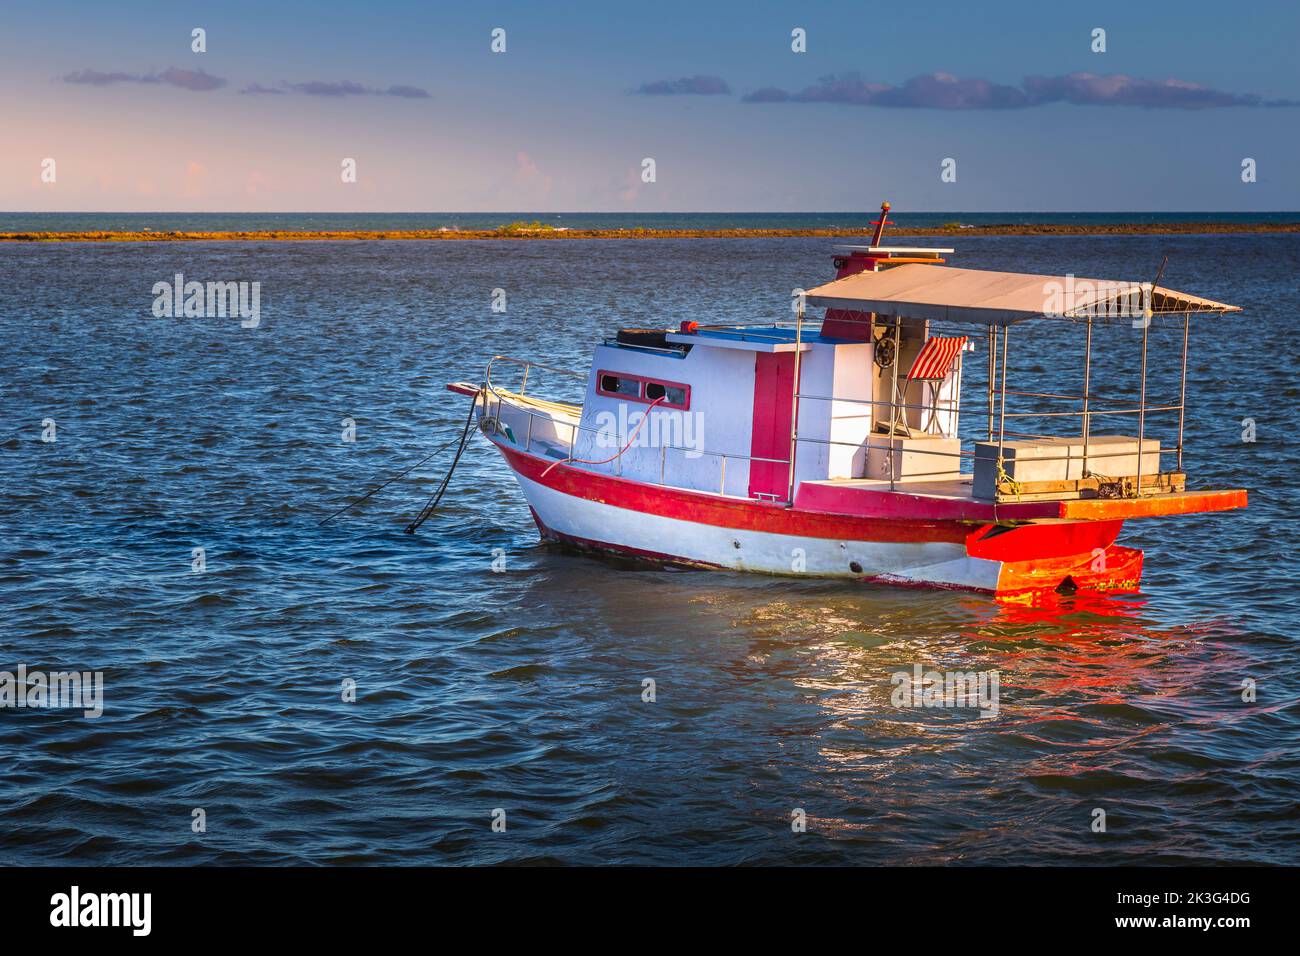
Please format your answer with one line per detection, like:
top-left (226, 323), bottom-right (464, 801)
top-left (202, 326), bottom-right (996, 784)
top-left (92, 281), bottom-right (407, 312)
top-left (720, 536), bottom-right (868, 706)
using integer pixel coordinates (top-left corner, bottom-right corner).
top-left (748, 351), bottom-right (797, 500)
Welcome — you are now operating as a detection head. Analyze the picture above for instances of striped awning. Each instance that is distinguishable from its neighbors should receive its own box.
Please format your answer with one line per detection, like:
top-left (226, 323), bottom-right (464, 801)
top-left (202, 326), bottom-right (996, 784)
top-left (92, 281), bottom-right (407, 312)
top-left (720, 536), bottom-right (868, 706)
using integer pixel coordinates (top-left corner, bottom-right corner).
top-left (804, 263), bottom-right (1242, 326)
top-left (907, 335), bottom-right (967, 381)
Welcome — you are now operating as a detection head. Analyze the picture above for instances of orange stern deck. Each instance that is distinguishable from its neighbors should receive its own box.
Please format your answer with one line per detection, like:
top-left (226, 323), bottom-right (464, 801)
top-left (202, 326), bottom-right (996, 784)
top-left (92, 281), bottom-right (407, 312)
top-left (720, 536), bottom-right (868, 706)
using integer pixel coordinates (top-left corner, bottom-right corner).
top-left (1054, 488), bottom-right (1248, 520)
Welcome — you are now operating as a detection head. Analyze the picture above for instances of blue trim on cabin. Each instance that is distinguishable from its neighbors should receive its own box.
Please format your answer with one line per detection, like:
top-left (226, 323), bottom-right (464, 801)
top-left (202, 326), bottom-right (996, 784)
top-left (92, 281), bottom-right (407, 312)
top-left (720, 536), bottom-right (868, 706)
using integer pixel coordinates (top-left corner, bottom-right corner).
top-left (603, 339), bottom-right (690, 357)
top-left (688, 324), bottom-right (848, 346)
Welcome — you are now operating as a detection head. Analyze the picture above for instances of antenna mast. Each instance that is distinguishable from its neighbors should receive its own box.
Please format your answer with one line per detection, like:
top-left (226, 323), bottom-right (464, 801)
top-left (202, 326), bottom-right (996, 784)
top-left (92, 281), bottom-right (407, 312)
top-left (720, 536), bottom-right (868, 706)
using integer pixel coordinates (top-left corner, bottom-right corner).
top-left (870, 201), bottom-right (892, 246)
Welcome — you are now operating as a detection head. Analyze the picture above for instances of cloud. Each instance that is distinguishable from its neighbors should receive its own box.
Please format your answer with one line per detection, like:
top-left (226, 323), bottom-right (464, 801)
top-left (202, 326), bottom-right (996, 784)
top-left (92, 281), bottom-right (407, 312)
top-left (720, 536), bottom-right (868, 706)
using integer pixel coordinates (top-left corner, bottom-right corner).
top-left (872, 73), bottom-right (1027, 109)
top-left (62, 69), bottom-right (137, 86)
top-left (244, 170), bottom-right (272, 199)
top-left (285, 80), bottom-right (370, 97)
top-left (182, 160), bottom-right (208, 199)
top-left (617, 165), bottom-right (642, 204)
top-left (1022, 72), bottom-right (1283, 109)
top-left (62, 67), bottom-right (226, 91)
top-left (148, 67), bottom-right (226, 91)
top-left (633, 75), bottom-right (731, 96)
top-left (744, 71), bottom-right (1298, 110)
top-left (240, 79), bottom-right (430, 98)
top-left (513, 151), bottom-right (553, 200)
top-left (383, 84), bottom-right (431, 99)
top-left (744, 72), bottom-right (1028, 109)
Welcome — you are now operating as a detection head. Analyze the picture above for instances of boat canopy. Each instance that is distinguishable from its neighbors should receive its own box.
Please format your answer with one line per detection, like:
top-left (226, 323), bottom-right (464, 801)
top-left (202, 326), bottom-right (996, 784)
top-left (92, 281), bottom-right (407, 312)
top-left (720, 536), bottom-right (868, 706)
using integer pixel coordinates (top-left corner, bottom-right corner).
top-left (803, 263), bottom-right (1241, 326)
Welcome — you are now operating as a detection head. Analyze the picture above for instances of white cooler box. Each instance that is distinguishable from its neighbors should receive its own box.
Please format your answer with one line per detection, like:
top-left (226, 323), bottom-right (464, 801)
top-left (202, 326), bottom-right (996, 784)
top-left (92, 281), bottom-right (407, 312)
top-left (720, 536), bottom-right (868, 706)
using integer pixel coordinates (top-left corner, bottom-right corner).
top-left (866, 435), bottom-right (963, 482)
top-left (973, 435), bottom-right (1160, 499)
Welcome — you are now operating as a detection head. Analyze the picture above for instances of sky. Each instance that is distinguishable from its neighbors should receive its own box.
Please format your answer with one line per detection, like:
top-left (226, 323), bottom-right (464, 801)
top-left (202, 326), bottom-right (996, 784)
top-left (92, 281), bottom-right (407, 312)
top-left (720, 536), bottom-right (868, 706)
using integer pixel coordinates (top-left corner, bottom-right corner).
top-left (2, 0), bottom-right (1298, 212)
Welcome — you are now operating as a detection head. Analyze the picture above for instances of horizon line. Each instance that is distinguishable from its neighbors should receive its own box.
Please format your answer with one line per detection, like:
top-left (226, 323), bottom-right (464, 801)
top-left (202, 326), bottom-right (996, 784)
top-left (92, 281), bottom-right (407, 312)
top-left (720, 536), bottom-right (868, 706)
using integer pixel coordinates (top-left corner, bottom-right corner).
top-left (4, 209), bottom-right (1300, 216)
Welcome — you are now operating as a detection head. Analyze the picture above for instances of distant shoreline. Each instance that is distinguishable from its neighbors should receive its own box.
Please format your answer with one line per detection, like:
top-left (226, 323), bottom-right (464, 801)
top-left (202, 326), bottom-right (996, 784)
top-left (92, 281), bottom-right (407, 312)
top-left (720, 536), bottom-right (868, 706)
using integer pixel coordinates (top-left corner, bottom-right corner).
top-left (3, 222), bottom-right (1298, 242)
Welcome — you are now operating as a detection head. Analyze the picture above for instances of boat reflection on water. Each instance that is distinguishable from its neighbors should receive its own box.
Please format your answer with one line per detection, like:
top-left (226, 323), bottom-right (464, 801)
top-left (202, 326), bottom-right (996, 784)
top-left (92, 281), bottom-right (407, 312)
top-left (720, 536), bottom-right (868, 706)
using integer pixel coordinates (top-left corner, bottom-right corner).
top-left (622, 575), bottom-right (1259, 862)
top-left (687, 575), bottom-right (1200, 659)
top-left (601, 570), bottom-right (1253, 763)
top-left (959, 590), bottom-right (1249, 706)
top-left (529, 541), bottom-right (1250, 723)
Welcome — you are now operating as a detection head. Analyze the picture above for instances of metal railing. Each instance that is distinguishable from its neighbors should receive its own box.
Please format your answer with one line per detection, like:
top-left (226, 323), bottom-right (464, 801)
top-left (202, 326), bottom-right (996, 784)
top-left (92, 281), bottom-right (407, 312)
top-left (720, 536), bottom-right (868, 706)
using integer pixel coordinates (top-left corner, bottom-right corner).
top-left (788, 387), bottom-right (1179, 471)
top-left (785, 306), bottom-right (1189, 497)
top-left (480, 324), bottom-right (1187, 503)
top-left (479, 369), bottom-right (1174, 500)
top-left (486, 354), bottom-right (586, 397)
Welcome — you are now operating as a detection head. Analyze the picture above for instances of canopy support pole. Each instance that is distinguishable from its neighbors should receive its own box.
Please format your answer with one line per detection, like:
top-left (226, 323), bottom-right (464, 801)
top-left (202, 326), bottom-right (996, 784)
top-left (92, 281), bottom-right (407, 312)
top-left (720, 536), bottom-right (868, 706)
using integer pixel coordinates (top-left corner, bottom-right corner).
top-left (888, 315), bottom-right (902, 491)
top-left (1177, 311), bottom-right (1190, 472)
top-left (786, 302), bottom-right (804, 504)
top-left (1137, 312), bottom-right (1150, 496)
top-left (997, 324), bottom-right (1009, 478)
top-left (1081, 315), bottom-right (1093, 476)
top-left (986, 323), bottom-right (995, 441)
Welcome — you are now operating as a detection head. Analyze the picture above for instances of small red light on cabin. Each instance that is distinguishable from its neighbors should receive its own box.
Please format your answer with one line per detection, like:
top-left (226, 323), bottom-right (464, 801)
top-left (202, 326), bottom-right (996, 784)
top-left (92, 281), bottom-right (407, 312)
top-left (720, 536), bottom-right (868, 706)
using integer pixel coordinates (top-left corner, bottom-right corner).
top-left (680, 321), bottom-right (698, 333)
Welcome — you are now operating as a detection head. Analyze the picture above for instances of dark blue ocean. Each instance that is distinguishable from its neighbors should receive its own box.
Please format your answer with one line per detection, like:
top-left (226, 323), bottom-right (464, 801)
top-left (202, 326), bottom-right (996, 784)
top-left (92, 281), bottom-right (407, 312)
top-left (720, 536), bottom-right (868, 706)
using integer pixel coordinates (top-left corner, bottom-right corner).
top-left (1, 233), bottom-right (1297, 864)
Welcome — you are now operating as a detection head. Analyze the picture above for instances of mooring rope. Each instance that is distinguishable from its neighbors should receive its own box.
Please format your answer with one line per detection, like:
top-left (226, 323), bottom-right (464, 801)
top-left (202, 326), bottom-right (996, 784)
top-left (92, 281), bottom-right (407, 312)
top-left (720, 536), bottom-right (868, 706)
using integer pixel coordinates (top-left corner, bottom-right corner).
top-left (403, 389), bottom-right (483, 534)
top-left (995, 460), bottom-right (1022, 501)
top-left (317, 388), bottom-right (482, 528)
top-left (318, 435), bottom-right (462, 526)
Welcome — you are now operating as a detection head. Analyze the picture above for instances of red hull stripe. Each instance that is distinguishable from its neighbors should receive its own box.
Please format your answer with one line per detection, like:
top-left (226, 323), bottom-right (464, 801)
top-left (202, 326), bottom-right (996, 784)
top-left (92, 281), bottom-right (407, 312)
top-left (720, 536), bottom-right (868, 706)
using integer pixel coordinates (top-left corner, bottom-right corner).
top-left (498, 441), bottom-right (967, 544)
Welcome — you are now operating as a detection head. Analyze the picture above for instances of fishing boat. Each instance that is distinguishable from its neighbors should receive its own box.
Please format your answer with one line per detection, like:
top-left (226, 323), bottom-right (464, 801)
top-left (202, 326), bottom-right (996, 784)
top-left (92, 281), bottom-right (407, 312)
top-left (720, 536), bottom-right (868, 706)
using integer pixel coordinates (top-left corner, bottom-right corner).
top-left (446, 203), bottom-right (1247, 599)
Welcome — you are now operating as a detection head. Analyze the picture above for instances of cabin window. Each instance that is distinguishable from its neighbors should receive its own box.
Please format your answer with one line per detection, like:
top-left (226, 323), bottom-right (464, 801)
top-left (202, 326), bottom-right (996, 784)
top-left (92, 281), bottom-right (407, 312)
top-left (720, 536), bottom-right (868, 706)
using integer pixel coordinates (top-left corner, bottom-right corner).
top-left (644, 381), bottom-right (687, 406)
top-left (600, 373), bottom-right (640, 396)
top-left (596, 370), bottom-right (690, 410)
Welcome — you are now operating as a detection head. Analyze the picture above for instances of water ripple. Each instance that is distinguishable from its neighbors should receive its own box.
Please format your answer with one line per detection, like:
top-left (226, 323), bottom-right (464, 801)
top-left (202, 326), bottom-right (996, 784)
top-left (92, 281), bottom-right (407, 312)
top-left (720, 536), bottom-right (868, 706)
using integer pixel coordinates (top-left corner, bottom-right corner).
top-left (1, 236), bottom-right (1297, 864)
